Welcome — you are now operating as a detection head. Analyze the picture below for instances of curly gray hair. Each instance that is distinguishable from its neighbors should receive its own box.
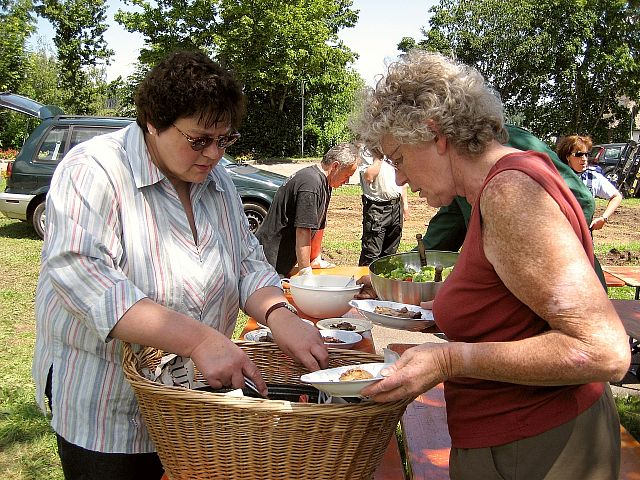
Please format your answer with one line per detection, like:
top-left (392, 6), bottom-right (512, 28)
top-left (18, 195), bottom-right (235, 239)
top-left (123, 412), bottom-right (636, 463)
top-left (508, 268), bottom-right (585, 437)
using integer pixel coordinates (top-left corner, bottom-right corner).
top-left (350, 50), bottom-right (508, 157)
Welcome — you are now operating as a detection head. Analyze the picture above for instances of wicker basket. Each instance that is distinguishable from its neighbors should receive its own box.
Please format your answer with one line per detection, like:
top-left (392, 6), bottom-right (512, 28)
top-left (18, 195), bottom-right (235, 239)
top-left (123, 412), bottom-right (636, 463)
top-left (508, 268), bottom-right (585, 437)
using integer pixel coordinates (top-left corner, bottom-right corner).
top-left (122, 341), bottom-right (411, 480)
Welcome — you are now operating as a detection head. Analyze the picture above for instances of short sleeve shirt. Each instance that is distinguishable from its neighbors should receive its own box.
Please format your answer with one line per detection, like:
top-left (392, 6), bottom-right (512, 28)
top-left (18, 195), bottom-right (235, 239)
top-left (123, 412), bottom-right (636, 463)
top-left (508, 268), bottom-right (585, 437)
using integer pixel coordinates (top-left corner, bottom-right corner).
top-left (255, 165), bottom-right (331, 275)
top-left (358, 148), bottom-right (402, 201)
top-left (581, 167), bottom-right (620, 200)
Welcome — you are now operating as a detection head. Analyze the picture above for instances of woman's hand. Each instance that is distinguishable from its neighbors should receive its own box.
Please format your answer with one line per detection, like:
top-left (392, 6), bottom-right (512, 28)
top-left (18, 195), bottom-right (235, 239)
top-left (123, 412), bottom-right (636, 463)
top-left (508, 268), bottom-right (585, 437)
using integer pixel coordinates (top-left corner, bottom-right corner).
top-left (354, 275), bottom-right (377, 299)
top-left (360, 343), bottom-right (451, 402)
top-left (589, 216), bottom-right (607, 230)
top-left (269, 313), bottom-right (329, 371)
top-left (189, 328), bottom-right (268, 396)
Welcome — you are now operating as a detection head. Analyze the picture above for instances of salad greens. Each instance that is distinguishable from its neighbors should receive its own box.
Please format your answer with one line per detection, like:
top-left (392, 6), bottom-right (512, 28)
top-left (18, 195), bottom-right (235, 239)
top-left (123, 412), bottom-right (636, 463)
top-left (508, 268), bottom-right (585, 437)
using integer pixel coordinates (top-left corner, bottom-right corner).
top-left (378, 265), bottom-right (453, 282)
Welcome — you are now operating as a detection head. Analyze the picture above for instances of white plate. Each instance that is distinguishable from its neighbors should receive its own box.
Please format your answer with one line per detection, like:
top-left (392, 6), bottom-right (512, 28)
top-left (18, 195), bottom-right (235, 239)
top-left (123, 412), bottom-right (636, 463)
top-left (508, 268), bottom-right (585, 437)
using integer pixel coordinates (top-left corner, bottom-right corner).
top-left (319, 329), bottom-right (362, 349)
top-left (348, 299), bottom-right (435, 331)
top-left (243, 328), bottom-right (273, 342)
top-left (300, 362), bottom-right (393, 397)
top-left (316, 317), bottom-right (373, 334)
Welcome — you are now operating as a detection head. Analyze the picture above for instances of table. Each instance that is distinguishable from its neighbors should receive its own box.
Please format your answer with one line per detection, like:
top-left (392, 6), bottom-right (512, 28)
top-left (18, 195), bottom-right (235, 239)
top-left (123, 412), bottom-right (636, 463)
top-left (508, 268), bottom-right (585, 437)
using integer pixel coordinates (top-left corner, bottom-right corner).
top-left (603, 266), bottom-right (640, 300)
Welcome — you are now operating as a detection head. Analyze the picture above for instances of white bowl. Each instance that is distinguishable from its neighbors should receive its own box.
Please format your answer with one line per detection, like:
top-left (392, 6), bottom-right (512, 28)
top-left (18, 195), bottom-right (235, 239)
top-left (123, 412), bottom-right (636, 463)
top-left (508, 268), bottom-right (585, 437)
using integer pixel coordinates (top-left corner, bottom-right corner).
top-left (319, 329), bottom-right (362, 349)
top-left (316, 318), bottom-right (373, 335)
top-left (349, 299), bottom-right (435, 331)
top-left (286, 275), bottom-right (362, 319)
top-left (300, 362), bottom-right (392, 397)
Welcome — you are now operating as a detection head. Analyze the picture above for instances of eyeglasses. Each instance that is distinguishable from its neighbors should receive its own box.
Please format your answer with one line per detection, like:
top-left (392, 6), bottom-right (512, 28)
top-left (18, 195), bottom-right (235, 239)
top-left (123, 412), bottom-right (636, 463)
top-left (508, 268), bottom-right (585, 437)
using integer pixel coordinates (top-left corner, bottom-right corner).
top-left (172, 124), bottom-right (240, 151)
top-left (571, 151), bottom-right (589, 158)
top-left (383, 156), bottom-right (403, 170)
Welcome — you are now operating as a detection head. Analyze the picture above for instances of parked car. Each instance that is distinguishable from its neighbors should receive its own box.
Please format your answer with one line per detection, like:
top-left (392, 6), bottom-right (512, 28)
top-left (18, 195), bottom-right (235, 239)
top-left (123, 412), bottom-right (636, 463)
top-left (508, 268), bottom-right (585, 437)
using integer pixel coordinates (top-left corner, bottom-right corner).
top-left (0, 92), bottom-right (285, 238)
top-left (589, 142), bottom-right (630, 184)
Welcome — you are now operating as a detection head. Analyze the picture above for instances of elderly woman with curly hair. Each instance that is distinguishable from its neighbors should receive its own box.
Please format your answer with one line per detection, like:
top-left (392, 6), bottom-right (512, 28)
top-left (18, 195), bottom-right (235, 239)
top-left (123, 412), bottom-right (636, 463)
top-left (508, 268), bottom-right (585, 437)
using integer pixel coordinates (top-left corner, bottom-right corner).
top-left (556, 134), bottom-right (622, 231)
top-left (33, 50), bottom-right (328, 479)
top-left (353, 51), bottom-right (630, 479)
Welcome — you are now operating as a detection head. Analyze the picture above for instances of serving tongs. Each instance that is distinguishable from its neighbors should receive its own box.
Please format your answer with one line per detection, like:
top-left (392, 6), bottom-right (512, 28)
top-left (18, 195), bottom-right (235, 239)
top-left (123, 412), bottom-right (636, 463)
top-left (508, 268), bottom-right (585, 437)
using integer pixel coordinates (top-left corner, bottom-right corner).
top-left (416, 233), bottom-right (444, 282)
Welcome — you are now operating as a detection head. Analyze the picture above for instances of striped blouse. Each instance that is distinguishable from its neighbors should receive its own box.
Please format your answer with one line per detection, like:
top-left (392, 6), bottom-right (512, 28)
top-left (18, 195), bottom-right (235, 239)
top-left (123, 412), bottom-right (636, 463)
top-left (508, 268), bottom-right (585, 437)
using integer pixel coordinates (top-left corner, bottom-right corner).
top-left (32, 123), bottom-right (281, 453)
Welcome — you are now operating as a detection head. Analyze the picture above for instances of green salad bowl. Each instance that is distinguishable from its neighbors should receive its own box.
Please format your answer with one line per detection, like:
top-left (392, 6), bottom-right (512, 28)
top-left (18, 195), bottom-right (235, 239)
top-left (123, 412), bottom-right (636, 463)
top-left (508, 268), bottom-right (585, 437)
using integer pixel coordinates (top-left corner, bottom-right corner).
top-left (368, 250), bottom-right (459, 305)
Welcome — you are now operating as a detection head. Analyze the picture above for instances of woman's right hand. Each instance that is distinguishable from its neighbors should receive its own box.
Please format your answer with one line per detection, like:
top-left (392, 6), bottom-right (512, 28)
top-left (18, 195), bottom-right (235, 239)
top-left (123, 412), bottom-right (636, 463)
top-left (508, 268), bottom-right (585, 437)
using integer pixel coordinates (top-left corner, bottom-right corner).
top-left (189, 328), bottom-right (267, 397)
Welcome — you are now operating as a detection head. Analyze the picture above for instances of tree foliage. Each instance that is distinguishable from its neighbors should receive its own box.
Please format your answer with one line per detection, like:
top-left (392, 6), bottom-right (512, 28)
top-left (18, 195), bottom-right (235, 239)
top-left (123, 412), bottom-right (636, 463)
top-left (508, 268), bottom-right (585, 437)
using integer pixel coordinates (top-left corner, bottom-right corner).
top-left (115, 0), bottom-right (220, 68)
top-left (115, 0), bottom-right (362, 157)
top-left (34, 0), bottom-right (113, 114)
top-left (0, 0), bottom-right (35, 92)
top-left (406, 0), bottom-right (640, 143)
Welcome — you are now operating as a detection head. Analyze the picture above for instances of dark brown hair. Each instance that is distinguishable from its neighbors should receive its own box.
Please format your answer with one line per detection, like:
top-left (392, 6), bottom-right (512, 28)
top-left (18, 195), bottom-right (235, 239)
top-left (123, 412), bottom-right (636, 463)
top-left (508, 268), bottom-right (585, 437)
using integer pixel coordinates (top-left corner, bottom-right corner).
top-left (135, 50), bottom-right (245, 133)
top-left (555, 135), bottom-right (593, 164)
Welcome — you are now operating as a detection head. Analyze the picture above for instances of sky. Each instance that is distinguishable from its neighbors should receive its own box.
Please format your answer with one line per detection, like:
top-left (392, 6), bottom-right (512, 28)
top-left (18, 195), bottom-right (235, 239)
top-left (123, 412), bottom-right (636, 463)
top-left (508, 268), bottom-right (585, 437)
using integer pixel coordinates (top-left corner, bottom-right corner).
top-left (29, 0), bottom-right (438, 85)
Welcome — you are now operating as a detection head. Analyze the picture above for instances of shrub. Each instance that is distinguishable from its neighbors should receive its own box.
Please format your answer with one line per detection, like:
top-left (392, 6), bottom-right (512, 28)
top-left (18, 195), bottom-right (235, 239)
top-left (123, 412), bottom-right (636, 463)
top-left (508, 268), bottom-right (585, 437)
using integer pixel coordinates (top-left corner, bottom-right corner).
top-left (0, 148), bottom-right (19, 160)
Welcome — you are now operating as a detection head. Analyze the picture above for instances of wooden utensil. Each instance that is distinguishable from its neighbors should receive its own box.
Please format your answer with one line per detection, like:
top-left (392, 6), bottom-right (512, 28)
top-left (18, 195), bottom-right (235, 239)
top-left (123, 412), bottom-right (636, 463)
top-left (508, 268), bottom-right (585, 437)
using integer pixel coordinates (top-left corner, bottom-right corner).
top-left (416, 234), bottom-right (427, 267)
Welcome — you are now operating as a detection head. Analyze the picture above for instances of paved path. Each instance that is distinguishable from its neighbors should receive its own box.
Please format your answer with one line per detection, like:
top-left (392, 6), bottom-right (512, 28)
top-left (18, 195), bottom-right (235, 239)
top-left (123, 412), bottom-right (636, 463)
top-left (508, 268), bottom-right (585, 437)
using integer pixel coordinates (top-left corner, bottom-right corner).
top-left (251, 161), bottom-right (361, 185)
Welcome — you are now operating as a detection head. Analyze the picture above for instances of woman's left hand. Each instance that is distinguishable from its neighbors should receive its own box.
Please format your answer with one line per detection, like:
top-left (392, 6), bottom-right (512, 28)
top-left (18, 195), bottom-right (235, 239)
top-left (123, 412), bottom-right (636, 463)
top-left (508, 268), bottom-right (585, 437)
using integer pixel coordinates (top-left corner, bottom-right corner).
top-left (269, 314), bottom-right (329, 371)
top-left (589, 216), bottom-right (606, 230)
top-left (360, 343), bottom-right (450, 402)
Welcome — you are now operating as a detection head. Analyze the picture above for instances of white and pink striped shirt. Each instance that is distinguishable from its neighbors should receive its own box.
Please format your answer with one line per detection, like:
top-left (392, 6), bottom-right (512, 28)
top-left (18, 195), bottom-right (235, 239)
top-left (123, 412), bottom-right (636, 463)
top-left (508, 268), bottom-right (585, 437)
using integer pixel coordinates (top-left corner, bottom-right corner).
top-left (32, 123), bottom-right (280, 453)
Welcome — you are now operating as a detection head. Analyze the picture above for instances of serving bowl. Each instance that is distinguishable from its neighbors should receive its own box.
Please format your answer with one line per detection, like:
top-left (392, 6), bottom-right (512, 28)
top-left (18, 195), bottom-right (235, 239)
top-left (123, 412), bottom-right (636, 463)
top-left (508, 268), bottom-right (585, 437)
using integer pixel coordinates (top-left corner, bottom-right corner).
top-left (319, 329), bottom-right (362, 349)
top-left (286, 275), bottom-right (362, 318)
top-left (369, 250), bottom-right (458, 305)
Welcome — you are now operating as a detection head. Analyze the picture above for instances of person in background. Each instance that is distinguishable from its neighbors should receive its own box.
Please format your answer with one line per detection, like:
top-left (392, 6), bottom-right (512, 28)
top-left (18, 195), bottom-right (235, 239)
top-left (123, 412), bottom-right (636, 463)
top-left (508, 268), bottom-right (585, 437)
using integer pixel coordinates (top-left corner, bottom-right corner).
top-left (556, 134), bottom-right (623, 231)
top-left (256, 143), bottom-right (358, 276)
top-left (357, 143), bottom-right (409, 266)
top-left (32, 50), bottom-right (327, 480)
top-left (352, 50), bottom-right (630, 479)
top-left (421, 124), bottom-right (608, 289)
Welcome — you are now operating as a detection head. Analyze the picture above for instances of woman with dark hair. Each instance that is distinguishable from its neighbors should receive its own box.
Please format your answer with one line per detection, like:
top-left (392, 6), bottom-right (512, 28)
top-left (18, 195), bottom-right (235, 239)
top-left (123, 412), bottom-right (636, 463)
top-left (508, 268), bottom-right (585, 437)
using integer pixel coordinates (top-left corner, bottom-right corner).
top-left (352, 50), bottom-right (630, 479)
top-left (556, 134), bottom-right (622, 231)
top-left (33, 50), bottom-right (328, 479)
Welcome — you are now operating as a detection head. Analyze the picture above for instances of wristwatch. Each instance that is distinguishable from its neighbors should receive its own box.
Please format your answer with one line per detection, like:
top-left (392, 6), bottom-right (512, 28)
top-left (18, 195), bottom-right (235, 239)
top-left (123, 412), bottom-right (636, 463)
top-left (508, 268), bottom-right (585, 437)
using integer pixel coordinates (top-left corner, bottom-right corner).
top-left (264, 301), bottom-right (298, 324)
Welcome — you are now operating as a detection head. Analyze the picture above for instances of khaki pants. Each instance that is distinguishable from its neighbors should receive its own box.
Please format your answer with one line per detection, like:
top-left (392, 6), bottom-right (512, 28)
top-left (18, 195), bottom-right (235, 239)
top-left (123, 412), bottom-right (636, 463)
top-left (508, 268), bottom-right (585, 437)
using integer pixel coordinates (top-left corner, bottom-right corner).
top-left (450, 385), bottom-right (620, 480)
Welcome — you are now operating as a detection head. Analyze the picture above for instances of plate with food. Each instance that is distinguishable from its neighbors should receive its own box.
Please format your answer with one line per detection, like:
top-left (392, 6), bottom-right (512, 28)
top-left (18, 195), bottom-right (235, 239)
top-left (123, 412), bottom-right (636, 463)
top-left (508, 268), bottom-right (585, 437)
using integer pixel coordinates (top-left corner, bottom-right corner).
top-left (243, 328), bottom-right (275, 342)
top-left (348, 299), bottom-right (435, 331)
top-left (300, 362), bottom-right (393, 397)
top-left (315, 317), bottom-right (373, 335)
top-left (318, 329), bottom-right (362, 349)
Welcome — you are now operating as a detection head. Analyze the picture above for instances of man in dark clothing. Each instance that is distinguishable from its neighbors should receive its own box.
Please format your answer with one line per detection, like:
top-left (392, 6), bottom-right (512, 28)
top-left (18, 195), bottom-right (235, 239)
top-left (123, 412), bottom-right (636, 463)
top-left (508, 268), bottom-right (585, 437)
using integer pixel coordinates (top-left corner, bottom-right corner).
top-left (421, 124), bottom-right (607, 288)
top-left (256, 143), bottom-right (359, 276)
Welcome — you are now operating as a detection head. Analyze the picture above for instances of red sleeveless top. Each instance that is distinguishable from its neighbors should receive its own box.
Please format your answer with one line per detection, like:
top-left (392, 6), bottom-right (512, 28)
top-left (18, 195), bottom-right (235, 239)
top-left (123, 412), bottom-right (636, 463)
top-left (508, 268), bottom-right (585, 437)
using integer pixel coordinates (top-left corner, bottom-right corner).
top-left (433, 151), bottom-right (604, 449)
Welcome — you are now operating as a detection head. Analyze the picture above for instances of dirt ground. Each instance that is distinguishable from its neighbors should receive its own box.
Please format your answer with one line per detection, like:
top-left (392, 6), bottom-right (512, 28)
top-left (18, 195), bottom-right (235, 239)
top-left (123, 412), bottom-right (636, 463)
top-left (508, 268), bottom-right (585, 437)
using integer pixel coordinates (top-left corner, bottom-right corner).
top-left (322, 194), bottom-right (640, 267)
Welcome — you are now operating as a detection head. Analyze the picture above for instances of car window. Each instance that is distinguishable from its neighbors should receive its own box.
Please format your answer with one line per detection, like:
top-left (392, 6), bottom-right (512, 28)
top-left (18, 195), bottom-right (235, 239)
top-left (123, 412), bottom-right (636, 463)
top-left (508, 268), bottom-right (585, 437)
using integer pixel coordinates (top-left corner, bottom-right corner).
top-left (69, 126), bottom-right (120, 150)
top-left (35, 126), bottom-right (68, 163)
top-left (603, 147), bottom-right (622, 162)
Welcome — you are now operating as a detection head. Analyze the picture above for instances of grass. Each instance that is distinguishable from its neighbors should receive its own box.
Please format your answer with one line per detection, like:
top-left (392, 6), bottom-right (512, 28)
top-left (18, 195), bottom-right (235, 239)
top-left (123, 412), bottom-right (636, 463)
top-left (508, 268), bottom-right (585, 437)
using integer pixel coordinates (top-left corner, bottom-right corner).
top-left (0, 178), bottom-right (638, 479)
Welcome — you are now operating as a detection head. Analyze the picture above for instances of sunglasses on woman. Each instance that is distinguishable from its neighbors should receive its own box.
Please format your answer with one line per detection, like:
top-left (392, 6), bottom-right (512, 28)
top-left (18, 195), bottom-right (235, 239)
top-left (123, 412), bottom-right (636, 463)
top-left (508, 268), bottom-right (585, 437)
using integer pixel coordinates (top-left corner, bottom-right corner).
top-left (172, 124), bottom-right (241, 151)
top-left (571, 151), bottom-right (589, 158)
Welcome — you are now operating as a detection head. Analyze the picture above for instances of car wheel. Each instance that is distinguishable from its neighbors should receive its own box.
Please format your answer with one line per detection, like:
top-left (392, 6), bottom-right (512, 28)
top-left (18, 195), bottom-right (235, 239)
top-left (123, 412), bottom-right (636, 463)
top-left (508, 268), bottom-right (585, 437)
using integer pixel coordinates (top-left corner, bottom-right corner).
top-left (604, 167), bottom-right (619, 186)
top-left (32, 200), bottom-right (46, 239)
top-left (243, 202), bottom-right (268, 233)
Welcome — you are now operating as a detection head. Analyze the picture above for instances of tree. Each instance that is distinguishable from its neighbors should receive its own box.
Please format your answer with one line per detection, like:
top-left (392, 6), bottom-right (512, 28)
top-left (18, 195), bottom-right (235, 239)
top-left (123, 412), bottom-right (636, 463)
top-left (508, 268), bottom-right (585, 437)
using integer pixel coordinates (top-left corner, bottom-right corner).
top-left (404, 0), bottom-right (640, 143)
top-left (115, 0), bottom-right (362, 157)
top-left (216, 0), bottom-right (360, 156)
top-left (115, 0), bottom-right (220, 68)
top-left (0, 0), bottom-right (35, 93)
top-left (35, 0), bottom-right (113, 114)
